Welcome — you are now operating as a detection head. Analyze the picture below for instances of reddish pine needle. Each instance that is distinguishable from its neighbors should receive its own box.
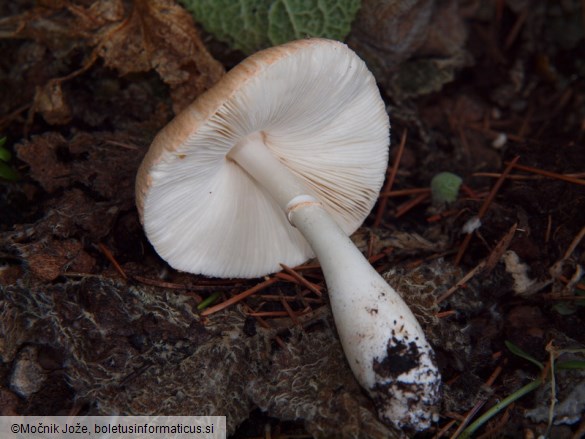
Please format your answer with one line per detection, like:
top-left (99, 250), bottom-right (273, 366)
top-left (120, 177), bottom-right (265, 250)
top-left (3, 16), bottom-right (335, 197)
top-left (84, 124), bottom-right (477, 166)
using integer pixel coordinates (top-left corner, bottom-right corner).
top-left (379, 187), bottom-right (430, 197)
top-left (505, 161), bottom-right (585, 186)
top-left (454, 156), bottom-right (520, 265)
top-left (97, 242), bottom-right (127, 280)
top-left (279, 263), bottom-right (323, 296)
top-left (200, 277), bottom-right (279, 316)
top-left (395, 192), bottom-right (430, 218)
top-left (374, 129), bottom-right (407, 227)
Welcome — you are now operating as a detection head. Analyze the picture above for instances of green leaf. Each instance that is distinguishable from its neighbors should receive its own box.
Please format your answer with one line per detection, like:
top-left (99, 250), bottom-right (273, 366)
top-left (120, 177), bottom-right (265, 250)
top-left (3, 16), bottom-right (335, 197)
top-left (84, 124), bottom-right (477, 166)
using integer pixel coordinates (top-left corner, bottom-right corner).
top-left (182, 0), bottom-right (269, 54)
top-left (0, 137), bottom-right (10, 162)
top-left (180, 0), bottom-right (361, 54)
top-left (552, 301), bottom-right (579, 315)
top-left (0, 161), bottom-right (19, 181)
top-left (0, 145), bottom-right (11, 162)
top-left (430, 171), bottom-right (463, 205)
top-left (268, 0), bottom-right (360, 45)
top-left (556, 360), bottom-right (585, 370)
top-left (505, 340), bottom-right (544, 370)
top-left (554, 289), bottom-right (585, 315)
top-left (197, 291), bottom-right (223, 311)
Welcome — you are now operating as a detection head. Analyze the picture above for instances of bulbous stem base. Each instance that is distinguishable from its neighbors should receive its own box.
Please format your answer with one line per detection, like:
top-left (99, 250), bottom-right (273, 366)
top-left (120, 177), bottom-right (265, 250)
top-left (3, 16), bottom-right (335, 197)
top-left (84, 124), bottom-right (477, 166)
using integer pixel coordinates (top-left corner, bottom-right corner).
top-left (228, 132), bottom-right (441, 430)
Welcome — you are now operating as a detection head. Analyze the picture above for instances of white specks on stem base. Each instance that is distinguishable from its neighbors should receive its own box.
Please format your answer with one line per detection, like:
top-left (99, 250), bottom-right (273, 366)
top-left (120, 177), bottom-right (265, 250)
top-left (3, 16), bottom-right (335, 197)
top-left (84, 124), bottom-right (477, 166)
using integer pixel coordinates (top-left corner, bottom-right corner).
top-left (346, 305), bottom-right (441, 431)
top-left (370, 330), bottom-right (441, 430)
top-left (290, 204), bottom-right (441, 431)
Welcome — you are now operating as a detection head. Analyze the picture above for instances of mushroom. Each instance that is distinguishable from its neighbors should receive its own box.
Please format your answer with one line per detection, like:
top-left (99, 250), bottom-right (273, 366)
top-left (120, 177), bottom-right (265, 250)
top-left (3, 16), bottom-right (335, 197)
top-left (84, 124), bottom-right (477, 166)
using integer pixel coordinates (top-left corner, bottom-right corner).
top-left (136, 38), bottom-right (440, 430)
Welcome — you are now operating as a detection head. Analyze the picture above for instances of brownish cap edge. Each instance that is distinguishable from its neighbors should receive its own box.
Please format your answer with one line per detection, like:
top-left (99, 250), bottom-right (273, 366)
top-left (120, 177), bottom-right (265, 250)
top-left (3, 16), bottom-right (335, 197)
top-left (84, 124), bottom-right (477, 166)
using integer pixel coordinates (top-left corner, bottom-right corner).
top-left (135, 38), bottom-right (348, 222)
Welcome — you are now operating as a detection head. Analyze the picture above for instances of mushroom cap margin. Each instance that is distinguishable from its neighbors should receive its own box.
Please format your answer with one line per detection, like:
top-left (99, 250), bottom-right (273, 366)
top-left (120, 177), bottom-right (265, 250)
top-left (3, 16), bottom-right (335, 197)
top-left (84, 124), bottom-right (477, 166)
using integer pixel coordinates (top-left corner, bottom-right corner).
top-left (136, 38), bottom-right (390, 278)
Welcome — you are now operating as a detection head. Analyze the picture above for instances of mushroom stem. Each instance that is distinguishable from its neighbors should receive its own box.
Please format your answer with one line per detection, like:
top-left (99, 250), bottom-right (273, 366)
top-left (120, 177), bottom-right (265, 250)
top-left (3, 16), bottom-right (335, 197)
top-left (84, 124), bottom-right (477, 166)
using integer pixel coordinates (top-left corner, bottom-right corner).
top-left (228, 132), bottom-right (308, 207)
top-left (228, 132), bottom-right (441, 430)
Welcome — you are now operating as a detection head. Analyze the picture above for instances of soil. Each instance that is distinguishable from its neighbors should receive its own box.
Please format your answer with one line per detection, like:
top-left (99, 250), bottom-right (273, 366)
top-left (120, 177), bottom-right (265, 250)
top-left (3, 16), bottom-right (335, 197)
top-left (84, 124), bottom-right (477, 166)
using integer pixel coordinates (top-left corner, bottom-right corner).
top-left (1, 1), bottom-right (584, 438)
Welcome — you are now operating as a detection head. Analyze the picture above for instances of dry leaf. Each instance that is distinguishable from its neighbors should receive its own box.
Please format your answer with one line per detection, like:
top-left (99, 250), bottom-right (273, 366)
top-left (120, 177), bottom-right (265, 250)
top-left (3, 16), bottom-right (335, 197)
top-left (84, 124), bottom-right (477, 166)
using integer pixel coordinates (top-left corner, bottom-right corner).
top-left (33, 80), bottom-right (72, 125)
top-left (5, 0), bottom-right (223, 115)
top-left (24, 239), bottom-right (95, 281)
top-left (15, 132), bottom-right (71, 193)
top-left (94, 0), bottom-right (224, 112)
top-left (349, 0), bottom-right (468, 97)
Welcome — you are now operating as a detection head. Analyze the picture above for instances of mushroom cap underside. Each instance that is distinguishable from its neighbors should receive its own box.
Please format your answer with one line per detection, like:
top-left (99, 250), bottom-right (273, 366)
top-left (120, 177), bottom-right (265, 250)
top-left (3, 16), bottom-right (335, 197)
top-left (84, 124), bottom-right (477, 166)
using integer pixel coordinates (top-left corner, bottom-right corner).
top-left (136, 38), bottom-right (390, 278)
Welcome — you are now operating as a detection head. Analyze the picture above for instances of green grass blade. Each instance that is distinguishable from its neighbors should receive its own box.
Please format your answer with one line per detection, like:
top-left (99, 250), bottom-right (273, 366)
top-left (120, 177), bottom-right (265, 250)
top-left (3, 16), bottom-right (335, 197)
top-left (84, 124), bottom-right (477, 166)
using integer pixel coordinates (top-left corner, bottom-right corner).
top-left (505, 340), bottom-right (544, 370)
top-left (459, 377), bottom-right (543, 439)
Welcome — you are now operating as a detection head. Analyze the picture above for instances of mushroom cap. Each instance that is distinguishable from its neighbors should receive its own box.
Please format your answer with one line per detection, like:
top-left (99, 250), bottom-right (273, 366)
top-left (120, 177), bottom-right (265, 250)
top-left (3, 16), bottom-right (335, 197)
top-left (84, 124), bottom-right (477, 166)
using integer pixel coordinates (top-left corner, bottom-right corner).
top-left (136, 38), bottom-right (389, 278)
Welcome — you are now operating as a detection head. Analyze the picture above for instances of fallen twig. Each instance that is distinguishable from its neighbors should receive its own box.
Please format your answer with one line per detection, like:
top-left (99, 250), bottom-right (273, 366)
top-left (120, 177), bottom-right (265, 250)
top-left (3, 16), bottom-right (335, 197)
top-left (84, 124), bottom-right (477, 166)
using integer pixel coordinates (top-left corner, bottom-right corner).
top-left (374, 129), bottom-right (407, 227)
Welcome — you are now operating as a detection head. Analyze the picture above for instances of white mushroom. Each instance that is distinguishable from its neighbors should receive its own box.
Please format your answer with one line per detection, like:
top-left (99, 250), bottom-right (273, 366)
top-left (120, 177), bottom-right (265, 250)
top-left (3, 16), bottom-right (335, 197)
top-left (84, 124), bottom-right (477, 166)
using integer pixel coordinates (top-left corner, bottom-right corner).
top-left (136, 38), bottom-right (440, 431)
